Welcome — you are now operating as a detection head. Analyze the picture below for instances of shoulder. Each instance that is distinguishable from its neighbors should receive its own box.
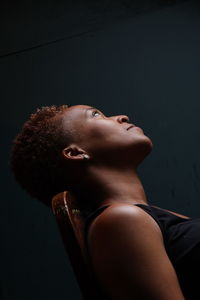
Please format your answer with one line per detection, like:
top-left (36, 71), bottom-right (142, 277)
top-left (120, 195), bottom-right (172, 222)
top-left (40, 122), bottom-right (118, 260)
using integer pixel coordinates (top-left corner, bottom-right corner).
top-left (87, 203), bottom-right (163, 247)
top-left (89, 203), bottom-right (161, 228)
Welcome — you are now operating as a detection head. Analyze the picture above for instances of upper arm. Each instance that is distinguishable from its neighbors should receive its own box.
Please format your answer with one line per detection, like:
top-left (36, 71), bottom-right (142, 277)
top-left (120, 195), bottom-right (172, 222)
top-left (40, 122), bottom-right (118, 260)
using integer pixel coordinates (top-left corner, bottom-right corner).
top-left (87, 205), bottom-right (185, 300)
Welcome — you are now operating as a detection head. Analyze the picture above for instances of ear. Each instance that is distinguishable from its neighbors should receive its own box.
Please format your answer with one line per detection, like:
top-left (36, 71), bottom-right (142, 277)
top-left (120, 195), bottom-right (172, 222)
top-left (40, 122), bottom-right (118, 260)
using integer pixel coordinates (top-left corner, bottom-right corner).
top-left (62, 144), bottom-right (87, 161)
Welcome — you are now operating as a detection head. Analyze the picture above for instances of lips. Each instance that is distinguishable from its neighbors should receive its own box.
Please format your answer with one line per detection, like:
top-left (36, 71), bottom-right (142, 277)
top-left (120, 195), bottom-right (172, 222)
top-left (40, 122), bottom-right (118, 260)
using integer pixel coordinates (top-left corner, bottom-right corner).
top-left (127, 124), bottom-right (135, 130)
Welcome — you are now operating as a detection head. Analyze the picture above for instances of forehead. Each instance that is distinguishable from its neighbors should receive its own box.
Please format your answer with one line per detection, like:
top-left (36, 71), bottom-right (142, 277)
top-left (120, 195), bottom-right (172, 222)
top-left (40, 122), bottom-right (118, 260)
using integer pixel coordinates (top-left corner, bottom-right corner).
top-left (63, 104), bottom-right (93, 120)
top-left (62, 105), bottom-right (95, 130)
top-left (67, 104), bottom-right (92, 113)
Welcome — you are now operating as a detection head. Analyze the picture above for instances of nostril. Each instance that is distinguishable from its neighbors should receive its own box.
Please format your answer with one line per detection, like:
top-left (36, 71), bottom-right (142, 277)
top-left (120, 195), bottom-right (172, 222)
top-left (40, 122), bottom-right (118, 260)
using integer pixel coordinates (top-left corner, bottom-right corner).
top-left (120, 115), bottom-right (129, 123)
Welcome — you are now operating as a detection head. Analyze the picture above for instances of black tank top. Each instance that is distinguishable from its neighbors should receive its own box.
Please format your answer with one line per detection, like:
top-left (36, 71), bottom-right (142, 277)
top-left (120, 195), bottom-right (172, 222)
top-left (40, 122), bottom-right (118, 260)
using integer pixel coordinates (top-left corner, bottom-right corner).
top-left (84, 204), bottom-right (200, 300)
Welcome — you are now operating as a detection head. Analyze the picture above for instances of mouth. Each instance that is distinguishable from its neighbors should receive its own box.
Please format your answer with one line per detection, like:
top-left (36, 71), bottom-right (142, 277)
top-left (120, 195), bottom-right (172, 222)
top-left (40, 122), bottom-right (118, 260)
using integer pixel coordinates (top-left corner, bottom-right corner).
top-left (127, 124), bottom-right (135, 130)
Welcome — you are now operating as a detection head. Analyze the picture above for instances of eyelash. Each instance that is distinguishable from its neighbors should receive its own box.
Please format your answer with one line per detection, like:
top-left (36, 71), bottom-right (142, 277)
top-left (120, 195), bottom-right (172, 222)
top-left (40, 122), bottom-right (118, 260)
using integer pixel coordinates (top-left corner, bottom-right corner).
top-left (92, 110), bottom-right (101, 117)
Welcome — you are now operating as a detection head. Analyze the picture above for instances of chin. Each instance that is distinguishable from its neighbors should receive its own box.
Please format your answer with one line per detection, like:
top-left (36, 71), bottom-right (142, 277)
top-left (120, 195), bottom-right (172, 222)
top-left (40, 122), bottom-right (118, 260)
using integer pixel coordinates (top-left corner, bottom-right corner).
top-left (145, 136), bottom-right (153, 150)
top-left (137, 133), bottom-right (153, 149)
top-left (137, 136), bottom-right (153, 162)
top-left (144, 136), bottom-right (153, 153)
top-left (127, 137), bottom-right (153, 167)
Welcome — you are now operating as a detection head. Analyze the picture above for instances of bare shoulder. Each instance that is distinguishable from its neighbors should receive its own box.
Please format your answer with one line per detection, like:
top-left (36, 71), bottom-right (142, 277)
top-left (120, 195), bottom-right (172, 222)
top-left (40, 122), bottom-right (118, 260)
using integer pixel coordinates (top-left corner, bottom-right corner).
top-left (88, 203), bottom-right (162, 239)
top-left (87, 202), bottom-right (163, 268)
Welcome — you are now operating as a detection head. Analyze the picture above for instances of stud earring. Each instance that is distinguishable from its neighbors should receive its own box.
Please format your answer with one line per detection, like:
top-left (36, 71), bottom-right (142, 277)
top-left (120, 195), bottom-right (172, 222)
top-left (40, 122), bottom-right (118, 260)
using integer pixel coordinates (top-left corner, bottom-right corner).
top-left (83, 154), bottom-right (89, 159)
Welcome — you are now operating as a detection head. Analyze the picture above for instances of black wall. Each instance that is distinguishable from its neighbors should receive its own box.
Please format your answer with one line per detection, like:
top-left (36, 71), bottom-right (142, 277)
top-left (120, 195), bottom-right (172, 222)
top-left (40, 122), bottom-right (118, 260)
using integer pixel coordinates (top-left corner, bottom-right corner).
top-left (1, 1), bottom-right (200, 299)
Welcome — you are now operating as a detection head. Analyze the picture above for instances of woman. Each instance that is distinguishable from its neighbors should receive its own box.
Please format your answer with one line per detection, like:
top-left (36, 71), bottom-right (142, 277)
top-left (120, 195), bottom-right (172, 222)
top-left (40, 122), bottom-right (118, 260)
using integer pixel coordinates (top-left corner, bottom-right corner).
top-left (10, 104), bottom-right (200, 300)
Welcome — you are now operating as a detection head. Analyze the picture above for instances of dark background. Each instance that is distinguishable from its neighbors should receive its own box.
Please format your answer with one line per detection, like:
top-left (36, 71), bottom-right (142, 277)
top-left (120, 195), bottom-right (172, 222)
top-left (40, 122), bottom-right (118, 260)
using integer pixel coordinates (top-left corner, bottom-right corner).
top-left (1, 0), bottom-right (200, 299)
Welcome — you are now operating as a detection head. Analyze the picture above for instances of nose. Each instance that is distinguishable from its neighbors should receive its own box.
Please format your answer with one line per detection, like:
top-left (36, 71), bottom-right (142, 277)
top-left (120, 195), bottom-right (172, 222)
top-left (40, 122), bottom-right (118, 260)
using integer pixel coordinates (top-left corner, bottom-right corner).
top-left (116, 115), bottom-right (130, 123)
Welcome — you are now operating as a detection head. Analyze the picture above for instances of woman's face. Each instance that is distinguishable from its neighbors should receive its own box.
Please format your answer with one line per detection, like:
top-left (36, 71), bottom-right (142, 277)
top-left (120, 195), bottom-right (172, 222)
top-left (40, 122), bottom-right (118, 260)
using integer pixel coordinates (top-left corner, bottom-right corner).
top-left (62, 104), bottom-right (153, 164)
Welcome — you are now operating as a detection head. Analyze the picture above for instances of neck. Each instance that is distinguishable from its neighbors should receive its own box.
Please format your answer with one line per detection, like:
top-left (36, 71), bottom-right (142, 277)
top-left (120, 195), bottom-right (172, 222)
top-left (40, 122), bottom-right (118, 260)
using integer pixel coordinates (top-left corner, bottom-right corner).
top-left (69, 164), bottom-right (148, 212)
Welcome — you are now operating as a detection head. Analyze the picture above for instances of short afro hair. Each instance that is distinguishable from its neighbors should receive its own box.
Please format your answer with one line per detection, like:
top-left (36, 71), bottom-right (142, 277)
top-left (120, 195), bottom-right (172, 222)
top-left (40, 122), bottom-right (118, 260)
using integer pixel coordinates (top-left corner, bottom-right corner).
top-left (10, 104), bottom-right (74, 208)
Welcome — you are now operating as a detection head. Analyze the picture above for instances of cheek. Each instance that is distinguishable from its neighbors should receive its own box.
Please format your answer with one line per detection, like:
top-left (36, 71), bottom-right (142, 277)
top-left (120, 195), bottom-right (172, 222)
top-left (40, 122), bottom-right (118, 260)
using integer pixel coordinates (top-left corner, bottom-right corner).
top-left (89, 129), bottom-right (111, 146)
top-left (90, 127), bottom-right (129, 151)
top-left (84, 125), bottom-right (117, 148)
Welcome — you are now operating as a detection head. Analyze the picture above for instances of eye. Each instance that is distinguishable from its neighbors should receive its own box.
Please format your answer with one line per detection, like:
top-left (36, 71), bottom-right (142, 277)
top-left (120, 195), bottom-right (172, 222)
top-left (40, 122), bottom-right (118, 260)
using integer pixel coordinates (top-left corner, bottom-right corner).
top-left (92, 110), bottom-right (101, 117)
